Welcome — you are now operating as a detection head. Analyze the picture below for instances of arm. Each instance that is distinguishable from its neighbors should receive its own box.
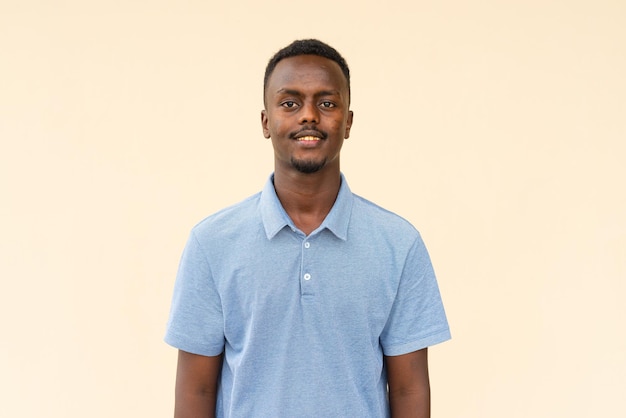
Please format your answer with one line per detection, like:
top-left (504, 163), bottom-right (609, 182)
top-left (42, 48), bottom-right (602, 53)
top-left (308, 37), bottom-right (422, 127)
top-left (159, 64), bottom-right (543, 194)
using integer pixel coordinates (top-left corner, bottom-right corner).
top-left (174, 350), bottom-right (223, 418)
top-left (385, 348), bottom-right (430, 418)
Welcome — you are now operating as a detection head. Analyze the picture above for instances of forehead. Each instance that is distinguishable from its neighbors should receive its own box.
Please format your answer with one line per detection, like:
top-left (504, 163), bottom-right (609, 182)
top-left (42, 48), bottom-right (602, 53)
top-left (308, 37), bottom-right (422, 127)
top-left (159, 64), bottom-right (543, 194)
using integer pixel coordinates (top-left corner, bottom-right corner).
top-left (266, 55), bottom-right (348, 95)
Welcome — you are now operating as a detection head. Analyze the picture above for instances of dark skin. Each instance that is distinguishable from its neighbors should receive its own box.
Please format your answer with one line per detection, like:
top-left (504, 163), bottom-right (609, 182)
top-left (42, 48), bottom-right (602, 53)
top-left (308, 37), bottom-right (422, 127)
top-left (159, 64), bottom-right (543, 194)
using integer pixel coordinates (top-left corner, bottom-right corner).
top-left (174, 54), bottom-right (431, 417)
top-left (387, 348), bottom-right (431, 418)
top-left (174, 351), bottom-right (221, 418)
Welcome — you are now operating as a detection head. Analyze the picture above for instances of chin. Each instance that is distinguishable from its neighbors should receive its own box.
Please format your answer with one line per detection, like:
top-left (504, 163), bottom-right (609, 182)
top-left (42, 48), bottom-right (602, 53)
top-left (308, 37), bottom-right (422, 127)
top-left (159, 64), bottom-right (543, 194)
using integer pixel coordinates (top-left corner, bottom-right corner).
top-left (291, 158), bottom-right (326, 174)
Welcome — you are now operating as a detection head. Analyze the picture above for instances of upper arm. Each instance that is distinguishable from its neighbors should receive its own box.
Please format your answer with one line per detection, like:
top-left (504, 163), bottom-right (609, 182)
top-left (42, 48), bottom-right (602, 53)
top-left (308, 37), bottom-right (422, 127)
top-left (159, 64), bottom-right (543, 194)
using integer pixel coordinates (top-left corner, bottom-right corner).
top-left (380, 236), bottom-right (450, 357)
top-left (175, 350), bottom-right (223, 418)
top-left (385, 348), bottom-right (430, 418)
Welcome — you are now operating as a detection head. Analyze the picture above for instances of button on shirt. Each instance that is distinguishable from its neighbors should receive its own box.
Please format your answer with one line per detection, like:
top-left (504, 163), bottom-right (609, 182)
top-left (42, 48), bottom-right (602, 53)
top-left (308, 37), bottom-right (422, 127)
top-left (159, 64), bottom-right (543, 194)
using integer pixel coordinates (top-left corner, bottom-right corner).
top-left (165, 174), bottom-right (450, 418)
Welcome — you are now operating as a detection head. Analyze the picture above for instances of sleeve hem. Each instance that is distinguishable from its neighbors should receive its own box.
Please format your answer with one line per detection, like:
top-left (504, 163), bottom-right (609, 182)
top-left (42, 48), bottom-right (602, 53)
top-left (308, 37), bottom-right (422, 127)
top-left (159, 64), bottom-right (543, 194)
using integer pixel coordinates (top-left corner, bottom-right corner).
top-left (164, 334), bottom-right (224, 357)
top-left (382, 328), bottom-right (451, 356)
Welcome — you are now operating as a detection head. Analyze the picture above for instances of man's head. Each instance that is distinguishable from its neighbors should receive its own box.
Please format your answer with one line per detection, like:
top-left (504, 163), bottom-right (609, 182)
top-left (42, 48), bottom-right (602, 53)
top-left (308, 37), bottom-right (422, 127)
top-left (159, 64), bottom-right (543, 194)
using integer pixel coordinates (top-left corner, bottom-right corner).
top-left (261, 40), bottom-right (353, 175)
top-left (263, 39), bottom-right (351, 107)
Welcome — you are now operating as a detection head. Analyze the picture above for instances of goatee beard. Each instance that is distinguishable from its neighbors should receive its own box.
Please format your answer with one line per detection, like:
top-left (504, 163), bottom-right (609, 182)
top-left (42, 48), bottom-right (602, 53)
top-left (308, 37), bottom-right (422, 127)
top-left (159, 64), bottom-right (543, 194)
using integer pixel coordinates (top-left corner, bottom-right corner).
top-left (291, 157), bottom-right (327, 174)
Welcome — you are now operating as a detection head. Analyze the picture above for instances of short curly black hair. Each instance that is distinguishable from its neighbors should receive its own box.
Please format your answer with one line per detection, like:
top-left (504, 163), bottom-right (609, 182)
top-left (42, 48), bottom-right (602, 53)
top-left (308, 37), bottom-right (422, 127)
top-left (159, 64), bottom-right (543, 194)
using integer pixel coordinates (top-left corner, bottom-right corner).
top-left (263, 39), bottom-right (350, 104)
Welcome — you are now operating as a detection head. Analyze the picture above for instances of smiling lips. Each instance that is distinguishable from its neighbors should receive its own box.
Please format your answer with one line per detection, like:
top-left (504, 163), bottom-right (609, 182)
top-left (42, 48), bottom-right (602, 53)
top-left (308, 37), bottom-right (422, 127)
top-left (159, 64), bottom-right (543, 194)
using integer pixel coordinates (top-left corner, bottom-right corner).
top-left (297, 135), bottom-right (321, 142)
top-left (292, 128), bottom-right (326, 141)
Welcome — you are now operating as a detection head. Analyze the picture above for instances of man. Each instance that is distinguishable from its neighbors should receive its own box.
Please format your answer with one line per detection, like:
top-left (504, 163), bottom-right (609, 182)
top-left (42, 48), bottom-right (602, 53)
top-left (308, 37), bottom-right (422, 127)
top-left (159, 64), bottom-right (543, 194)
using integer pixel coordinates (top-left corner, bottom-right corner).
top-left (165, 39), bottom-right (450, 417)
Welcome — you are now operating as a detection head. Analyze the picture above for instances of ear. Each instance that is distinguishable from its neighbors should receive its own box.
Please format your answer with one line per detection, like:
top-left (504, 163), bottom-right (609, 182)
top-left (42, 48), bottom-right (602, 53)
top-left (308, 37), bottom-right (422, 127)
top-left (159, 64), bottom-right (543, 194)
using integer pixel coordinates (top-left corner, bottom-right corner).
top-left (261, 110), bottom-right (271, 138)
top-left (344, 110), bottom-right (354, 139)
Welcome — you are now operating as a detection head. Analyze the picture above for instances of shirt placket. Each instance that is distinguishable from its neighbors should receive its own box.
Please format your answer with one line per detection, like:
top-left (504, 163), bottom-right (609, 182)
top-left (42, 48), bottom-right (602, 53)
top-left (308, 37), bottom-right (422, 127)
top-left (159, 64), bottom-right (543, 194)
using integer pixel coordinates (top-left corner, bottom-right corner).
top-left (300, 237), bottom-right (315, 299)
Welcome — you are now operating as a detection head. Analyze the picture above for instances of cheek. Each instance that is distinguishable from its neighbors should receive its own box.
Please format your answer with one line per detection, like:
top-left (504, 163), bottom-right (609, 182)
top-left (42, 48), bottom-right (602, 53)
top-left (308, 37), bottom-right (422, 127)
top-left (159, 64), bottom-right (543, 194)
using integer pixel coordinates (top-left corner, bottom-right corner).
top-left (328, 118), bottom-right (347, 133)
top-left (268, 117), bottom-right (289, 136)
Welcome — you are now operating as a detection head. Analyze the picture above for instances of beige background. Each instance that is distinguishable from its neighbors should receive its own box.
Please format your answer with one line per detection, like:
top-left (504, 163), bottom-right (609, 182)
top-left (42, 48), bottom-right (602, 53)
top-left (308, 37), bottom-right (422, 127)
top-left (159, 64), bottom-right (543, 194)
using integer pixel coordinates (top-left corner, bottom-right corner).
top-left (1, 0), bottom-right (624, 416)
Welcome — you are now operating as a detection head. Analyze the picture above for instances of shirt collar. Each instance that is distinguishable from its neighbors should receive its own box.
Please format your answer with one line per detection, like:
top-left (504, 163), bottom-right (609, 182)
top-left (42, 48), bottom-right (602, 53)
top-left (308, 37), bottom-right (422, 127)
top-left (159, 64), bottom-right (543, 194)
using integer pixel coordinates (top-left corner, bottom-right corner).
top-left (260, 173), bottom-right (353, 241)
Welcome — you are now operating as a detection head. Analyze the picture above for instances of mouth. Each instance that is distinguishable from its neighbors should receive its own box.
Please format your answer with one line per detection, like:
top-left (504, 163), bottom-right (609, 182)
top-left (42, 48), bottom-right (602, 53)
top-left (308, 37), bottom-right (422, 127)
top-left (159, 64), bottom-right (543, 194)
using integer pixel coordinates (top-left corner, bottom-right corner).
top-left (291, 129), bottom-right (327, 142)
top-left (297, 135), bottom-right (321, 142)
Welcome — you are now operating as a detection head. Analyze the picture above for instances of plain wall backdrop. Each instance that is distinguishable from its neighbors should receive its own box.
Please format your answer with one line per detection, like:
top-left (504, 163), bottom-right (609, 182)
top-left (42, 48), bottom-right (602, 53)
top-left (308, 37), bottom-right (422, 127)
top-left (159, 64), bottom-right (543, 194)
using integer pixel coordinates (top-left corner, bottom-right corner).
top-left (1, 1), bottom-right (624, 416)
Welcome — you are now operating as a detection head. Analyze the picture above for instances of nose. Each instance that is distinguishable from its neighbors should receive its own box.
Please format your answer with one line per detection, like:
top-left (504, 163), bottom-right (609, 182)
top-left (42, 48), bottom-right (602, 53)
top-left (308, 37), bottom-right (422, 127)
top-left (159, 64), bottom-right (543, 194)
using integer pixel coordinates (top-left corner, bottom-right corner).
top-left (299, 101), bottom-right (319, 124)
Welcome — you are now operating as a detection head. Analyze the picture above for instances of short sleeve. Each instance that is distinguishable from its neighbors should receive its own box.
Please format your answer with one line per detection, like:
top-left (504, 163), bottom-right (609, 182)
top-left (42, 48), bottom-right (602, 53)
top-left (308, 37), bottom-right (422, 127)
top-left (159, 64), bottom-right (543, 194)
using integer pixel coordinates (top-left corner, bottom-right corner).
top-left (380, 234), bottom-right (451, 356)
top-left (164, 230), bottom-right (225, 356)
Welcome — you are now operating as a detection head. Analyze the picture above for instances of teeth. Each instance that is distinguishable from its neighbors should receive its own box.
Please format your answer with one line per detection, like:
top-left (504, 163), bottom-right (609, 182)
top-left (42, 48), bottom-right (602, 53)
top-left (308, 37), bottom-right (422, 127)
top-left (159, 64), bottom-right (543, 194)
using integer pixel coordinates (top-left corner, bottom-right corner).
top-left (298, 136), bottom-right (320, 141)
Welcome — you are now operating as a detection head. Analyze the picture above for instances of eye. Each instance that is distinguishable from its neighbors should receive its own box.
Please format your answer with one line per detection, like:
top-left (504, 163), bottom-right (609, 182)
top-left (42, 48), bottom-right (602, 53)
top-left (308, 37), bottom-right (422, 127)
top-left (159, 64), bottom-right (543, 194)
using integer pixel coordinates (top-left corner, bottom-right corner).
top-left (281, 101), bottom-right (298, 108)
top-left (320, 101), bottom-right (336, 108)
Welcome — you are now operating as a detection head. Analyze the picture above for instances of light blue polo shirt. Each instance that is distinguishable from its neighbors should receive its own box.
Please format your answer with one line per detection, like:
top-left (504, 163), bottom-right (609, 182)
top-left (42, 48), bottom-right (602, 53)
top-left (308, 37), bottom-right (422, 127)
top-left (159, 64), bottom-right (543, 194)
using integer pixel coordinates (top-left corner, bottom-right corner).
top-left (165, 174), bottom-right (450, 417)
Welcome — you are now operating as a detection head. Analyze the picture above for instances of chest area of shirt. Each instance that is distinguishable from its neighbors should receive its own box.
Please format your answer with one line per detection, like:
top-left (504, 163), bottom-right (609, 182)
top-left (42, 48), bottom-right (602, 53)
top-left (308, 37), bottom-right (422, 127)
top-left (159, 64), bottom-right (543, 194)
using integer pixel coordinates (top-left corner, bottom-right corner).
top-left (211, 233), bottom-right (404, 323)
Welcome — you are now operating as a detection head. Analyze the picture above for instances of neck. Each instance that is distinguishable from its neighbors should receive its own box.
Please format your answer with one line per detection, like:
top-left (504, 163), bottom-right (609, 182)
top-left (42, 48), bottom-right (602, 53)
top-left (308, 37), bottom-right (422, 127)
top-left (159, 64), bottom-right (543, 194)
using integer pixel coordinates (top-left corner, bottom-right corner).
top-left (273, 168), bottom-right (341, 235)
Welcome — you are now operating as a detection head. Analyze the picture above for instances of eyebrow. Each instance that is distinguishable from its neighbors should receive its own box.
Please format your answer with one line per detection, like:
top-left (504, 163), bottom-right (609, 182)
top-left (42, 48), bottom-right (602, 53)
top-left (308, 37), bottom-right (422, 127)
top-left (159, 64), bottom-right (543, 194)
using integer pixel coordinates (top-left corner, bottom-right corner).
top-left (276, 88), bottom-right (342, 97)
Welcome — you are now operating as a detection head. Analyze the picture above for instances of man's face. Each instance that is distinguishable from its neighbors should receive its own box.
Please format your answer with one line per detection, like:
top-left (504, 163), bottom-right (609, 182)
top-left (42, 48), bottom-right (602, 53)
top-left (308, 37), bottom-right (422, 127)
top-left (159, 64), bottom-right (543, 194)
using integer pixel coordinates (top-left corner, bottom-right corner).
top-left (262, 55), bottom-right (353, 175)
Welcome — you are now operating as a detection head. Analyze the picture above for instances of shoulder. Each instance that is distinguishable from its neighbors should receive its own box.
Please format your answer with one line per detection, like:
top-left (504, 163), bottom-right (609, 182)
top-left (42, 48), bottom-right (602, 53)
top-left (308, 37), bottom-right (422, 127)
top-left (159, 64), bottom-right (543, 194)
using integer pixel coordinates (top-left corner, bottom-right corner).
top-left (190, 192), bottom-right (262, 243)
top-left (350, 193), bottom-right (421, 241)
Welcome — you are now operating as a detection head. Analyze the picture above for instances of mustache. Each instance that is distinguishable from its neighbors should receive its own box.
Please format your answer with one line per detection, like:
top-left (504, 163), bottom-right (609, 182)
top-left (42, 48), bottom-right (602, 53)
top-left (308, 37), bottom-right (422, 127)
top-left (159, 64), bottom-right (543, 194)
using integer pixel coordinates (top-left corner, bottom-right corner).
top-left (289, 127), bottom-right (328, 140)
